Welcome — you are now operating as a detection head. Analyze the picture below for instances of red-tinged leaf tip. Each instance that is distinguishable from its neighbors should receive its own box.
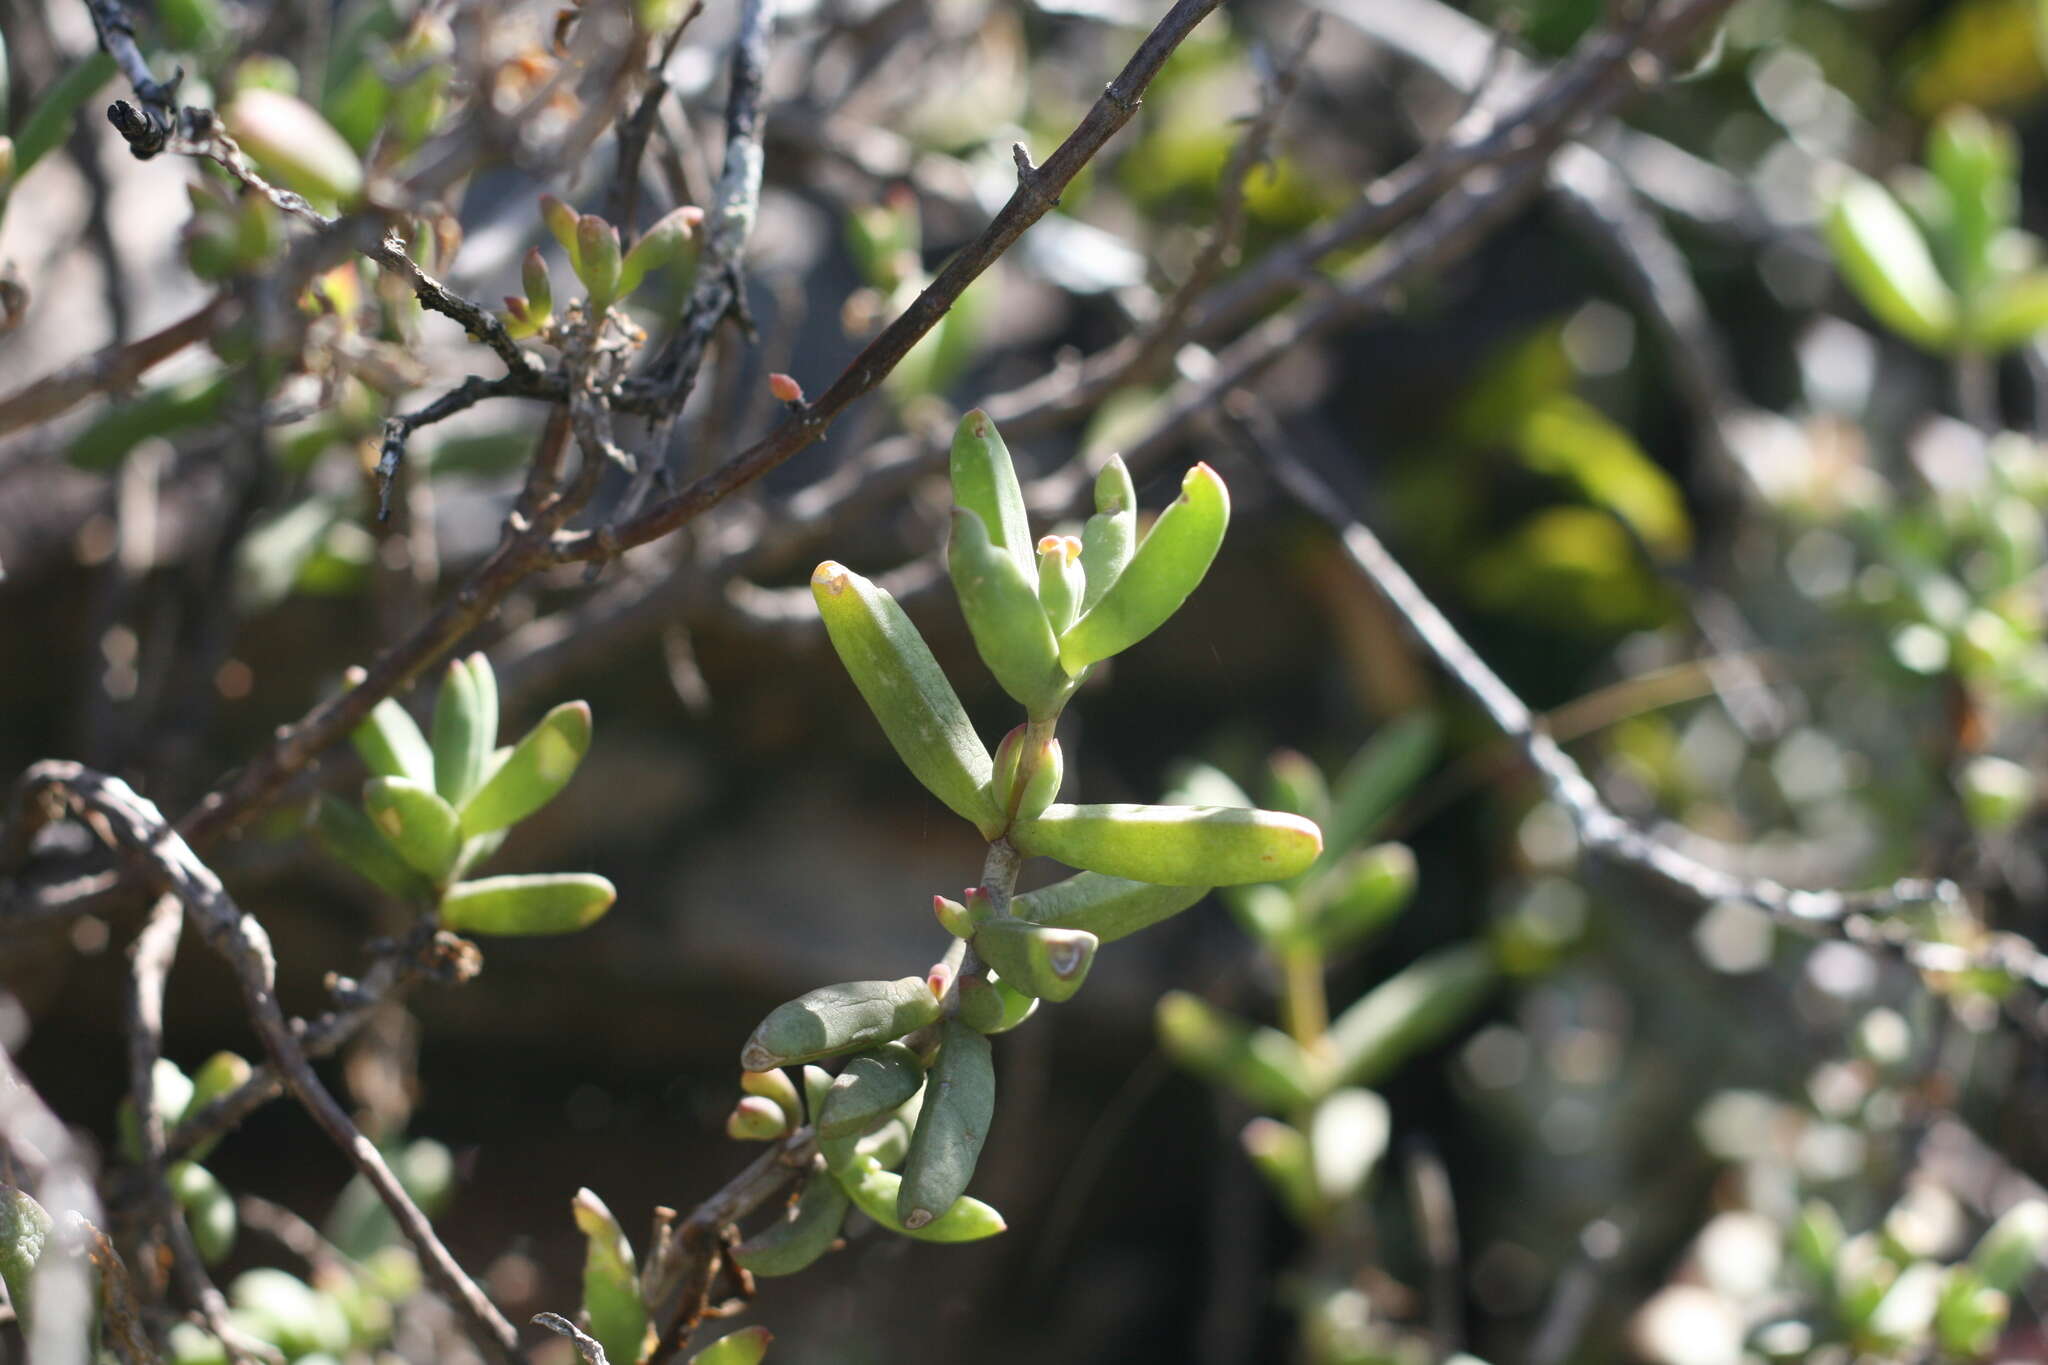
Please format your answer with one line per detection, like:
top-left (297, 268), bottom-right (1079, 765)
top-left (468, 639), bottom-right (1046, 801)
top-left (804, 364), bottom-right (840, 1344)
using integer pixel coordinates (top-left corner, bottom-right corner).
top-left (769, 372), bottom-right (804, 403)
top-left (927, 962), bottom-right (955, 997)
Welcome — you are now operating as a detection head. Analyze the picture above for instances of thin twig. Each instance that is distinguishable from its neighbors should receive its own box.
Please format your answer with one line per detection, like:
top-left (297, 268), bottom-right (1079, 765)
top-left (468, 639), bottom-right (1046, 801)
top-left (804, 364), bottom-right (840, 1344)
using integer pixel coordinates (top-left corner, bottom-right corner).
top-left (160, 928), bottom-right (481, 1166)
top-left (533, 1312), bottom-right (610, 1365)
top-left (84, 0), bottom-right (184, 158)
top-left (610, 0), bottom-right (779, 531)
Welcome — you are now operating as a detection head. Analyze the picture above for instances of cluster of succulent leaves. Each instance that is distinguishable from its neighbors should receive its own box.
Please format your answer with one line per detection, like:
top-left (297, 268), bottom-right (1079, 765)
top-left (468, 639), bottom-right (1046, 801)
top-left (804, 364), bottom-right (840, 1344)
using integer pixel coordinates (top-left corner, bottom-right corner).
top-left (1824, 106), bottom-right (2048, 357)
top-left (311, 651), bottom-right (615, 937)
top-left (1154, 722), bottom-right (1503, 1365)
top-left (657, 409), bottom-right (1325, 1278)
top-left (502, 196), bottom-right (703, 340)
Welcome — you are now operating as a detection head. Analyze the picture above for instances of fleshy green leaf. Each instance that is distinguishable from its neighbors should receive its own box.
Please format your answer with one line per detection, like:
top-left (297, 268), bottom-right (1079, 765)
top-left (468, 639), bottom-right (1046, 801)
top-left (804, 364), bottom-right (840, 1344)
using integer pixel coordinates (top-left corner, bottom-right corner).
top-left (230, 1269), bottom-right (351, 1360)
top-left (1263, 750), bottom-right (1331, 829)
top-left (1241, 1118), bottom-right (1319, 1226)
top-left (542, 196), bottom-right (583, 270)
top-left (1058, 463), bottom-right (1229, 673)
top-left (1156, 992), bottom-right (1320, 1110)
top-left (311, 793), bottom-right (434, 901)
top-left (1311, 843), bottom-right (1416, 954)
top-left (573, 1188), bottom-right (648, 1365)
top-left (350, 695), bottom-right (436, 789)
top-left (1327, 944), bottom-right (1495, 1088)
top-left (1322, 715), bottom-right (1439, 862)
top-left (811, 562), bottom-right (1000, 837)
top-left (727, 1096), bottom-right (789, 1141)
top-left (362, 777), bottom-right (462, 884)
top-left (1012, 803), bottom-right (1322, 886)
top-left (990, 726), bottom-right (1063, 823)
top-left (948, 509), bottom-right (1065, 718)
top-left (836, 1157), bottom-right (1006, 1243)
top-left (734, 1165), bottom-right (849, 1277)
top-left (739, 977), bottom-right (943, 1072)
top-left (1010, 872), bottom-right (1208, 943)
top-left (222, 89), bottom-right (364, 205)
top-left (438, 873), bottom-right (616, 936)
top-left (457, 701), bottom-right (591, 838)
top-left (1970, 1200), bottom-right (2048, 1292)
top-left (969, 920), bottom-right (1098, 1002)
top-left (740, 1069), bottom-right (804, 1128)
top-left (896, 1021), bottom-right (995, 1229)
top-left (1927, 107), bottom-right (2017, 303)
top-left (0, 1186), bottom-right (53, 1327)
top-left (170, 1162), bottom-right (237, 1265)
top-left (617, 205), bottom-right (703, 300)
top-left (956, 973), bottom-right (1039, 1034)
top-left (688, 1327), bottom-right (772, 1365)
top-left (817, 1044), bottom-right (926, 1139)
top-left (1078, 454), bottom-right (1137, 612)
top-left (181, 1052), bottom-right (253, 1163)
top-left (949, 409), bottom-right (1033, 574)
top-left (1824, 172), bottom-right (1959, 352)
top-left (1036, 536), bottom-right (1086, 636)
top-left (576, 215), bottom-right (623, 312)
top-left (1971, 270), bottom-right (2048, 351)
top-left (430, 658), bottom-right (490, 806)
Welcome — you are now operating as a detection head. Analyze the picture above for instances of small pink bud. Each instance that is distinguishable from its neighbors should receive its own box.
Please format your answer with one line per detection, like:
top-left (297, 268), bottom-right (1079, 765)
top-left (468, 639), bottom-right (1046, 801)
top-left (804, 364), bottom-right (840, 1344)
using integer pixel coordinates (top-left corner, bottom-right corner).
top-left (926, 961), bottom-right (956, 997)
top-left (768, 372), bottom-right (804, 404)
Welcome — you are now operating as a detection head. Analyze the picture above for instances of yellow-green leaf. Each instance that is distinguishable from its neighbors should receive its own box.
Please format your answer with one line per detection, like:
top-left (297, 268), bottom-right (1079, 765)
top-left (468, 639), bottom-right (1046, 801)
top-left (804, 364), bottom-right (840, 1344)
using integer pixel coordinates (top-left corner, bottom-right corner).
top-left (1013, 803), bottom-right (1322, 886)
top-left (439, 873), bottom-right (615, 936)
